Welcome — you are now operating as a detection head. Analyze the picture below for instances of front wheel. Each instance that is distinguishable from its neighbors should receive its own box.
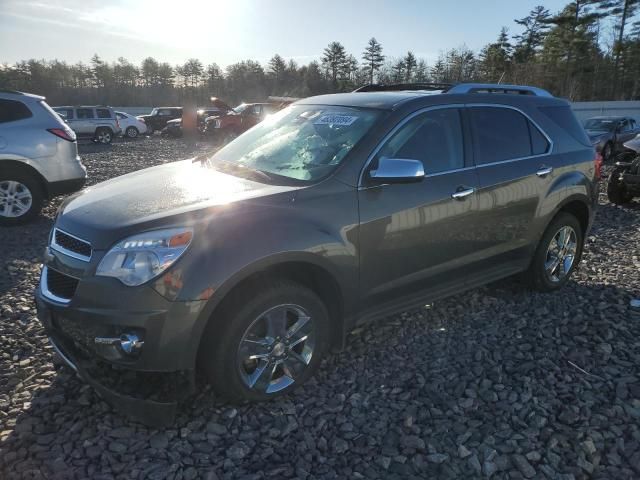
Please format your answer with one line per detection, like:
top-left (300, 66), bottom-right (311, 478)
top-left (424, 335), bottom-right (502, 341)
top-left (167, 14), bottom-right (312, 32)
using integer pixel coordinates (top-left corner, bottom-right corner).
top-left (126, 126), bottom-right (139, 138)
top-left (199, 280), bottom-right (330, 401)
top-left (527, 213), bottom-right (583, 292)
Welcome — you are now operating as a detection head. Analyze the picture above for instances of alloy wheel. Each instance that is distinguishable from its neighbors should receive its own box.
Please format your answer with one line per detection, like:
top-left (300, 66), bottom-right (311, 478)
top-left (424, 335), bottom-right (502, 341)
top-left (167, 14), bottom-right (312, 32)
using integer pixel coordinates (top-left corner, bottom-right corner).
top-left (97, 130), bottom-right (112, 144)
top-left (0, 180), bottom-right (33, 218)
top-left (544, 226), bottom-right (577, 283)
top-left (236, 304), bottom-right (315, 394)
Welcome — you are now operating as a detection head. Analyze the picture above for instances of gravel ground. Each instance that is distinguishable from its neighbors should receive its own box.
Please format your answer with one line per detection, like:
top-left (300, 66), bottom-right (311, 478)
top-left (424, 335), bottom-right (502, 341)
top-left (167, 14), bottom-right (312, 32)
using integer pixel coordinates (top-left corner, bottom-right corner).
top-left (1, 137), bottom-right (640, 479)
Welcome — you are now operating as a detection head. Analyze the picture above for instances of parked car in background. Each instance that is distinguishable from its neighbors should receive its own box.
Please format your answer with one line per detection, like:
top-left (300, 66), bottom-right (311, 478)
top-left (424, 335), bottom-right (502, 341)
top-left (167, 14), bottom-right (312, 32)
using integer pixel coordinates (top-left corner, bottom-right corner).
top-left (138, 107), bottom-right (182, 135)
top-left (607, 133), bottom-right (640, 205)
top-left (36, 83), bottom-right (599, 417)
top-left (204, 101), bottom-right (280, 143)
top-left (584, 116), bottom-right (639, 161)
top-left (1, 90), bottom-right (86, 225)
top-left (116, 111), bottom-right (147, 138)
top-left (160, 107), bottom-right (227, 138)
top-left (53, 105), bottom-right (121, 144)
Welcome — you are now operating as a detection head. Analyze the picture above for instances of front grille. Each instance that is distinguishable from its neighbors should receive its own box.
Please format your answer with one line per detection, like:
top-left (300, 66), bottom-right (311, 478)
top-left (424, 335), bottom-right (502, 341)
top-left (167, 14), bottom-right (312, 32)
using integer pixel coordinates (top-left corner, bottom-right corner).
top-left (53, 229), bottom-right (92, 260)
top-left (46, 268), bottom-right (79, 301)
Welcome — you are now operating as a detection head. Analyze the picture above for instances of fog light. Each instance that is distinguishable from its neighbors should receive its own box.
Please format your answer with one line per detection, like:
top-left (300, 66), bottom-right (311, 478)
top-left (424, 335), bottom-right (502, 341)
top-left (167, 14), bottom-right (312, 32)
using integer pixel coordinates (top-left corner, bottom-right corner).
top-left (119, 333), bottom-right (144, 354)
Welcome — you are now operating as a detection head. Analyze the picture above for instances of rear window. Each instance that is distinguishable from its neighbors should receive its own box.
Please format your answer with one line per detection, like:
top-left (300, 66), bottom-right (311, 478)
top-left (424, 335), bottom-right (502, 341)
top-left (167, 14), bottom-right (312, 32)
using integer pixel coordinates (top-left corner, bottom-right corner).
top-left (539, 106), bottom-right (591, 147)
top-left (0, 99), bottom-right (32, 124)
top-left (53, 107), bottom-right (74, 120)
top-left (469, 107), bottom-right (532, 164)
top-left (76, 108), bottom-right (94, 119)
top-left (96, 108), bottom-right (112, 119)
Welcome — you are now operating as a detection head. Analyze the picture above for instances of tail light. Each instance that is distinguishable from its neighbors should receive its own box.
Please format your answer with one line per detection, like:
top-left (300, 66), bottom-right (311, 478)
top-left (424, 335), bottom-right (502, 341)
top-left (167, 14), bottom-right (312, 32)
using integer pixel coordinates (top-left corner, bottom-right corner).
top-left (138, 118), bottom-right (146, 124)
top-left (594, 152), bottom-right (603, 180)
top-left (48, 128), bottom-right (76, 142)
top-left (115, 117), bottom-right (120, 130)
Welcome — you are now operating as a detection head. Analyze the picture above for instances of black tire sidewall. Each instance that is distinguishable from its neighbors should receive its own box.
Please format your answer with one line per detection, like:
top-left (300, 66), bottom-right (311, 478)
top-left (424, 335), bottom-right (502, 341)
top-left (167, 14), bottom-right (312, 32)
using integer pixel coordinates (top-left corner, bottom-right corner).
top-left (200, 281), bottom-right (330, 402)
top-left (607, 167), bottom-right (633, 204)
top-left (95, 128), bottom-right (113, 144)
top-left (529, 213), bottom-right (583, 292)
top-left (0, 170), bottom-right (44, 226)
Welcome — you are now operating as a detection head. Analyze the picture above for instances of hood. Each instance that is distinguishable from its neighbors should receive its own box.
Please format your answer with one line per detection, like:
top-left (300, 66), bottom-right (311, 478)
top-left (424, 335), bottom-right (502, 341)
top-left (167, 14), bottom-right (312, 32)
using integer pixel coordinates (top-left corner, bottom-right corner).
top-left (586, 129), bottom-right (610, 140)
top-left (209, 97), bottom-right (233, 111)
top-left (56, 159), bottom-right (300, 249)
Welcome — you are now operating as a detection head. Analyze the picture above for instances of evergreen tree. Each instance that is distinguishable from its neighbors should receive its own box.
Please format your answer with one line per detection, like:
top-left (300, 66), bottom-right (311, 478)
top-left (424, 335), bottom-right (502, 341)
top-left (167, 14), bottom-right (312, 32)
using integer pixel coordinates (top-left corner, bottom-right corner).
top-left (362, 37), bottom-right (385, 83)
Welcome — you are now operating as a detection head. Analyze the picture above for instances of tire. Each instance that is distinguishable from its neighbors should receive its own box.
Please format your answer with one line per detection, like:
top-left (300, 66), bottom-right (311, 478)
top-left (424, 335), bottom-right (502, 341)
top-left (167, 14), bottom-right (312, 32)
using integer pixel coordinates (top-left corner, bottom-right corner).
top-left (602, 143), bottom-right (613, 162)
top-left (126, 126), bottom-right (139, 138)
top-left (94, 127), bottom-right (113, 144)
top-left (0, 170), bottom-right (44, 226)
top-left (527, 212), bottom-right (584, 292)
top-left (199, 280), bottom-right (330, 402)
top-left (607, 167), bottom-right (634, 204)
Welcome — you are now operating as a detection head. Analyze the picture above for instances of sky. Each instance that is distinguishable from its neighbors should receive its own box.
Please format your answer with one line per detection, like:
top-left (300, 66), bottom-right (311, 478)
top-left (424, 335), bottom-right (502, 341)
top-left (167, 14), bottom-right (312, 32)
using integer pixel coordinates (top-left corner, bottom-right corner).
top-left (0, 0), bottom-right (573, 68)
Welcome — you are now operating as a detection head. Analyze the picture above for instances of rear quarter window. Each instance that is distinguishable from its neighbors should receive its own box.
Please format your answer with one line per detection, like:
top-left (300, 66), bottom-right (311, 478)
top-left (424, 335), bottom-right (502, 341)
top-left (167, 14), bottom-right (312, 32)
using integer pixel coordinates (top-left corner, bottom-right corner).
top-left (539, 106), bottom-right (591, 147)
top-left (96, 108), bottom-right (112, 119)
top-left (0, 99), bottom-right (33, 124)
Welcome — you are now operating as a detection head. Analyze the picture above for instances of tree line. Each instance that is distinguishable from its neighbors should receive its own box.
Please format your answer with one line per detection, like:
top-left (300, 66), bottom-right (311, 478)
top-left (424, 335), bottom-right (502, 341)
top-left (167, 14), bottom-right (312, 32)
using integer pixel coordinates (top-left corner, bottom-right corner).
top-left (1, 0), bottom-right (640, 106)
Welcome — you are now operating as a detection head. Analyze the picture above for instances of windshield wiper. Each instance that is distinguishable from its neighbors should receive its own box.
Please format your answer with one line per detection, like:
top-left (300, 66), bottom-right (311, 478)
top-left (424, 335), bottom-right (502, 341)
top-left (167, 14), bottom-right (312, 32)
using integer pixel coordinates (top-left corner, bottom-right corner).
top-left (213, 159), bottom-right (275, 183)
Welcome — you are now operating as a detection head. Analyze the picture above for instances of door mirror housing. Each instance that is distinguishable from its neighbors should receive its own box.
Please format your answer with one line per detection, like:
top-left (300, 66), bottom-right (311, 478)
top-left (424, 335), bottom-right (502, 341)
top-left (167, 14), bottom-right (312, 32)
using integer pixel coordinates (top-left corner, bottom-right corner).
top-left (369, 158), bottom-right (425, 183)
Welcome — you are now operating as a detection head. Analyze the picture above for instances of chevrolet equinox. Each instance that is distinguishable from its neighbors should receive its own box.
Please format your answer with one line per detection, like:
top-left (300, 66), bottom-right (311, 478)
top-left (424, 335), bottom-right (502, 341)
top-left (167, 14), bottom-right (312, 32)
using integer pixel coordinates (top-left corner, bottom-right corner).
top-left (35, 83), bottom-right (600, 418)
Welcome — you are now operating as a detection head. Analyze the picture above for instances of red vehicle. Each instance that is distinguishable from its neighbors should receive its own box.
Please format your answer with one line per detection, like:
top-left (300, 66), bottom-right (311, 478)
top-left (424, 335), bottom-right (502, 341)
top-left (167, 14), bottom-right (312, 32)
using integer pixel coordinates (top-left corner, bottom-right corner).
top-left (203, 100), bottom-right (280, 143)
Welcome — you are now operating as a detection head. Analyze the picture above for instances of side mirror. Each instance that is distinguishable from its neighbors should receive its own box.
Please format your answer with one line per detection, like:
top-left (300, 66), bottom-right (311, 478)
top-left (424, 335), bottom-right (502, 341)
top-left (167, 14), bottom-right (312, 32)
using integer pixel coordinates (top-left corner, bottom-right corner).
top-left (370, 158), bottom-right (425, 183)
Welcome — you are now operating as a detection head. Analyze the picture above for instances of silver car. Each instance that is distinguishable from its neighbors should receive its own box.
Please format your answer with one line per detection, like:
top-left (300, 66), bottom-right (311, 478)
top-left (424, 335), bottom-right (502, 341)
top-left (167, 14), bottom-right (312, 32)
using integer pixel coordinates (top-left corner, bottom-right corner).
top-left (53, 105), bottom-right (122, 144)
top-left (0, 90), bottom-right (87, 225)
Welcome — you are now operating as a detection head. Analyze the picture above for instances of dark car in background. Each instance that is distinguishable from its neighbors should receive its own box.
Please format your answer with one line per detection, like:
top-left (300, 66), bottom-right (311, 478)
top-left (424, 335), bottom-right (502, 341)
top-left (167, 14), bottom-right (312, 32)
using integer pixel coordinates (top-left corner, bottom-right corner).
top-left (138, 107), bottom-right (182, 135)
top-left (161, 107), bottom-right (228, 138)
top-left (35, 83), bottom-right (599, 422)
top-left (584, 116), bottom-right (639, 161)
top-left (203, 101), bottom-right (280, 143)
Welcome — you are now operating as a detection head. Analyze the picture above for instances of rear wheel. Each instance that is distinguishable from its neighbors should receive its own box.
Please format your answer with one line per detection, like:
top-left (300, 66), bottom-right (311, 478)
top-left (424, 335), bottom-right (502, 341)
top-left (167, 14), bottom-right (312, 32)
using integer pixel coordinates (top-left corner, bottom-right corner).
top-left (607, 167), bottom-right (634, 204)
top-left (0, 171), bottom-right (44, 226)
top-left (527, 212), bottom-right (583, 292)
top-left (94, 127), bottom-right (113, 144)
top-left (199, 280), bottom-right (330, 401)
top-left (126, 126), bottom-right (139, 138)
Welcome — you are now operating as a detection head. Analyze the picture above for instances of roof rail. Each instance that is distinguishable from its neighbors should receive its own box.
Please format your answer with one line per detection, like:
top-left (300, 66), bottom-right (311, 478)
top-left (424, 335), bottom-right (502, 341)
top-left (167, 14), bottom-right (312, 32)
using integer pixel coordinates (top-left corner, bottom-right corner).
top-left (446, 83), bottom-right (553, 97)
top-left (354, 83), bottom-right (453, 93)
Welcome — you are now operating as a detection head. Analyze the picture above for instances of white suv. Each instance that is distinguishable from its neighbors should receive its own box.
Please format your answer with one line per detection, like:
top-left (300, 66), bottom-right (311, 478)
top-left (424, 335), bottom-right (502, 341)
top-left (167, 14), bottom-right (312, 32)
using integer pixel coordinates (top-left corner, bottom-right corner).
top-left (0, 90), bottom-right (87, 225)
top-left (53, 105), bottom-right (122, 144)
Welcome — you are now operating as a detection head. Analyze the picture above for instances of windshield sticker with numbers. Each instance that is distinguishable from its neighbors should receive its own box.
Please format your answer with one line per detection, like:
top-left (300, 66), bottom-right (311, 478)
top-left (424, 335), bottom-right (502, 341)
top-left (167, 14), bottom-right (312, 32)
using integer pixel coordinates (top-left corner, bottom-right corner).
top-left (314, 114), bottom-right (358, 126)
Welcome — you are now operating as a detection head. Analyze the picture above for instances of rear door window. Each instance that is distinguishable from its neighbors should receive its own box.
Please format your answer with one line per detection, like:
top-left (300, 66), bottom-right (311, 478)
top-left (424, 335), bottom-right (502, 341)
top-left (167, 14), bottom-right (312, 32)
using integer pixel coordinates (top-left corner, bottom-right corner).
top-left (539, 105), bottom-right (591, 147)
top-left (76, 108), bottom-right (95, 119)
top-left (96, 108), bottom-right (112, 119)
top-left (0, 99), bottom-right (33, 123)
top-left (54, 107), bottom-right (74, 120)
top-left (468, 107), bottom-right (532, 164)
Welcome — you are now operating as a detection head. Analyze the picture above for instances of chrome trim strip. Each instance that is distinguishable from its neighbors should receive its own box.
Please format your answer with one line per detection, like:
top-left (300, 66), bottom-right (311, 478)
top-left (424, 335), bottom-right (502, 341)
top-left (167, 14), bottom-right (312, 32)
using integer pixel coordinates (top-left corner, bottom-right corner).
top-left (51, 228), bottom-right (92, 262)
top-left (40, 266), bottom-right (72, 305)
top-left (48, 336), bottom-right (78, 372)
top-left (447, 83), bottom-right (553, 98)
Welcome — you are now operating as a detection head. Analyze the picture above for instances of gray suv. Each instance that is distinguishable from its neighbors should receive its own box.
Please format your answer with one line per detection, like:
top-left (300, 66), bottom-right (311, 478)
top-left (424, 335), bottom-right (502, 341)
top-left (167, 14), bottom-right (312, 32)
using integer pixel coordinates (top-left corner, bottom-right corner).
top-left (35, 83), bottom-right (599, 422)
top-left (53, 105), bottom-right (121, 144)
top-left (0, 90), bottom-right (87, 225)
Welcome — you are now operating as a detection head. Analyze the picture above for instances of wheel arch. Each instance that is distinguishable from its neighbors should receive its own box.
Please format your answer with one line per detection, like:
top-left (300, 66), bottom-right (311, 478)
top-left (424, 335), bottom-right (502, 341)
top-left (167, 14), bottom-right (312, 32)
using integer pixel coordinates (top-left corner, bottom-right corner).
top-left (0, 159), bottom-right (49, 197)
top-left (191, 254), bottom-right (347, 369)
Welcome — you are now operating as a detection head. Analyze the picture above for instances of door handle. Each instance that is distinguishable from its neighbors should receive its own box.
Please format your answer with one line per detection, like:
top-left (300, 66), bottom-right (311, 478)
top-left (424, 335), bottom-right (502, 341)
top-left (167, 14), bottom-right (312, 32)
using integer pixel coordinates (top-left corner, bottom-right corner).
top-left (451, 186), bottom-right (475, 200)
top-left (536, 166), bottom-right (553, 177)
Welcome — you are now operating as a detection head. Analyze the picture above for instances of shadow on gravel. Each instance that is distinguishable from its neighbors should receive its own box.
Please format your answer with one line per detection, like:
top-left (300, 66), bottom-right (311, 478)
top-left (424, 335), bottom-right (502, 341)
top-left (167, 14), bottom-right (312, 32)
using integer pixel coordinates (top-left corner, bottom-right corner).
top-left (2, 277), bottom-right (640, 479)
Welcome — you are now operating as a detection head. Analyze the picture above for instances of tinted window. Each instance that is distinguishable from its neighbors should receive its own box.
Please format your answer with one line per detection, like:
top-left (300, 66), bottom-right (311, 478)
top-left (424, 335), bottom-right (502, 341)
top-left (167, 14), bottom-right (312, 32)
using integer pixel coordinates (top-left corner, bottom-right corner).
top-left (529, 122), bottom-right (550, 155)
top-left (0, 99), bottom-right (32, 123)
top-left (540, 106), bottom-right (591, 146)
top-left (375, 108), bottom-right (464, 174)
top-left (621, 119), bottom-right (634, 132)
top-left (76, 108), bottom-right (94, 119)
top-left (96, 108), bottom-right (112, 119)
top-left (54, 108), bottom-right (74, 120)
top-left (469, 107), bottom-right (531, 164)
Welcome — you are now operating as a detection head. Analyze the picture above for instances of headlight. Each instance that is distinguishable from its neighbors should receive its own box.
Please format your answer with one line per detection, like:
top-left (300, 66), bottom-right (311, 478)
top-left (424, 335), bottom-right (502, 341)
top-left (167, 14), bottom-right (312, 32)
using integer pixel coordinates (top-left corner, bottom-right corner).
top-left (96, 228), bottom-right (193, 286)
